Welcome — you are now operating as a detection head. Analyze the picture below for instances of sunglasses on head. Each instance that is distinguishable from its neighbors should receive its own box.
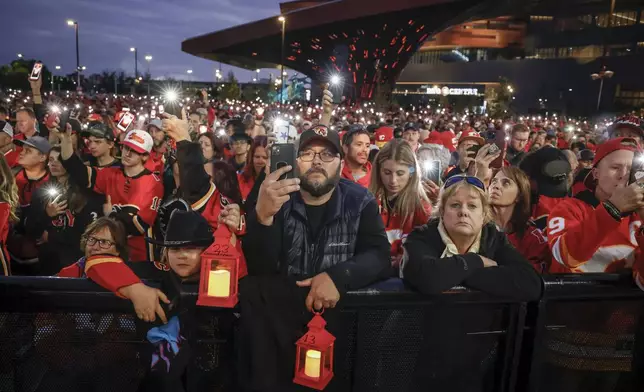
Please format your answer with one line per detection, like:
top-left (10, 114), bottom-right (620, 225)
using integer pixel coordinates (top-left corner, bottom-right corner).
top-left (444, 175), bottom-right (486, 191)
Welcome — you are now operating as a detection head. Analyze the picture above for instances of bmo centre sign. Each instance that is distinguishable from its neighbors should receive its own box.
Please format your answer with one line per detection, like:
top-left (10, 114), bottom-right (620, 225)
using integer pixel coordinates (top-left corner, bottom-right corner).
top-left (424, 85), bottom-right (481, 96)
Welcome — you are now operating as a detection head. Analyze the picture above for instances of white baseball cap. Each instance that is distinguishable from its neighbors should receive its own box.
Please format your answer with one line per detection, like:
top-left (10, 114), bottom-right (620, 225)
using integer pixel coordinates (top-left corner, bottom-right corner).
top-left (122, 129), bottom-right (153, 154)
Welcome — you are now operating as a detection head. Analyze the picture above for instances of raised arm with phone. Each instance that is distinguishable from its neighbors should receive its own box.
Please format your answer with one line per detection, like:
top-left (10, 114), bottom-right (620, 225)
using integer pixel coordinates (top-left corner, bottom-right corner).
top-left (55, 123), bottom-right (163, 262)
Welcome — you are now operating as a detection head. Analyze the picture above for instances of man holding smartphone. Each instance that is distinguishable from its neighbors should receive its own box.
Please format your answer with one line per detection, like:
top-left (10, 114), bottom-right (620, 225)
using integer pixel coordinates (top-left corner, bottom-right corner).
top-left (445, 130), bottom-right (485, 180)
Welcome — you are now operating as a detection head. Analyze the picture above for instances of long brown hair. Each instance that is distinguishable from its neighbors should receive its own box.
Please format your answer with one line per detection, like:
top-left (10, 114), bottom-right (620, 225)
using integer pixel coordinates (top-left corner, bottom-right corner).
top-left (241, 135), bottom-right (268, 181)
top-left (49, 147), bottom-right (87, 214)
top-left (369, 139), bottom-right (429, 227)
top-left (492, 167), bottom-right (532, 237)
top-left (0, 154), bottom-right (19, 222)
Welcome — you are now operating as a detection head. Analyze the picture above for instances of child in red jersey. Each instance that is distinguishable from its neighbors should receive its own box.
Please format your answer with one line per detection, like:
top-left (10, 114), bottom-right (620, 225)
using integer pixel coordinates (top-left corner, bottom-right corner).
top-left (368, 140), bottom-right (431, 270)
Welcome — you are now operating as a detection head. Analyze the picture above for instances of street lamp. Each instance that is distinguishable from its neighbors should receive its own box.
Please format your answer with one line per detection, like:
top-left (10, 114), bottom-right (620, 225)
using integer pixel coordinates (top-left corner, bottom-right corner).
top-left (255, 69), bottom-right (260, 83)
top-left (144, 55), bottom-right (153, 94)
top-left (55, 65), bottom-right (61, 70)
top-left (278, 16), bottom-right (286, 104)
top-left (66, 20), bottom-right (80, 87)
top-left (591, 66), bottom-right (614, 111)
top-left (130, 47), bottom-right (138, 78)
top-left (17, 53), bottom-right (23, 59)
top-left (187, 69), bottom-right (193, 74)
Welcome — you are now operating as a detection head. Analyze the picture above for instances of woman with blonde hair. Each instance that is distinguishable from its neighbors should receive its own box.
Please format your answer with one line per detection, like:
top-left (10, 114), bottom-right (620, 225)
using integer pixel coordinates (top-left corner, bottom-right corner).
top-left (402, 174), bottom-right (542, 300)
top-left (369, 139), bottom-right (432, 269)
top-left (489, 167), bottom-right (551, 272)
top-left (0, 154), bottom-right (19, 275)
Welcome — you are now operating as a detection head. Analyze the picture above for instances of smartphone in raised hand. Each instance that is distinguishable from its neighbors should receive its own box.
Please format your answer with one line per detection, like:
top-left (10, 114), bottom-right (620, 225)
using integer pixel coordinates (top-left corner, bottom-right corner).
top-left (116, 112), bottom-right (135, 133)
top-left (30, 63), bottom-right (43, 81)
top-left (421, 160), bottom-right (441, 184)
top-left (630, 150), bottom-right (644, 185)
top-left (270, 144), bottom-right (295, 180)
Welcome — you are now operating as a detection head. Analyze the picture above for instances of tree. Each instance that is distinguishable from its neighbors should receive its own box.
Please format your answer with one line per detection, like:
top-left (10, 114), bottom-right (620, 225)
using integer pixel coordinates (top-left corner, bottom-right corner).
top-left (0, 59), bottom-right (52, 91)
top-left (485, 77), bottom-right (514, 118)
top-left (221, 71), bottom-right (241, 99)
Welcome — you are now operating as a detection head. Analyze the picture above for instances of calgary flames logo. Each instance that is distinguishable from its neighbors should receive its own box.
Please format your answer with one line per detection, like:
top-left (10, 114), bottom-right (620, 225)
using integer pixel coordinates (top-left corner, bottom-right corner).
top-left (127, 132), bottom-right (145, 144)
top-left (313, 126), bottom-right (328, 137)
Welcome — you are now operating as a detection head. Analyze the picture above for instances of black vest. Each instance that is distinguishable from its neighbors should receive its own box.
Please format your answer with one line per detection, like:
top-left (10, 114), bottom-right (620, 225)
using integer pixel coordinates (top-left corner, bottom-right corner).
top-left (281, 179), bottom-right (373, 277)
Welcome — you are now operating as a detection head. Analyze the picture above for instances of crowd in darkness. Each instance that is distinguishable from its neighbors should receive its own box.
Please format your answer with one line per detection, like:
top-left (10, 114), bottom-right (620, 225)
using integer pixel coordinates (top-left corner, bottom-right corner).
top-left (1, 75), bottom-right (644, 390)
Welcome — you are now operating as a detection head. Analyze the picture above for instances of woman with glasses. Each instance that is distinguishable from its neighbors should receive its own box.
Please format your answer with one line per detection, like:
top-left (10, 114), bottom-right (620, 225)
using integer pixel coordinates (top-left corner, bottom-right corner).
top-left (26, 146), bottom-right (104, 274)
top-left (58, 217), bottom-right (169, 322)
top-left (369, 140), bottom-right (431, 270)
top-left (488, 167), bottom-right (551, 273)
top-left (0, 155), bottom-right (18, 275)
top-left (402, 174), bottom-right (542, 300)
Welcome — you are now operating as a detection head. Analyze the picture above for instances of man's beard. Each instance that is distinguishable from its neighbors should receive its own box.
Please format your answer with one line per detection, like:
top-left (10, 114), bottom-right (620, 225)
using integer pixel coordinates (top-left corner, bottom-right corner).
top-left (299, 166), bottom-right (341, 197)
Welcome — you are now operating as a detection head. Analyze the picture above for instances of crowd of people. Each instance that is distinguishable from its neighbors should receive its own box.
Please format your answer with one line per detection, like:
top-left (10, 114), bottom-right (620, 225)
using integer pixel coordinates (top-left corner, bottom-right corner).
top-left (2, 75), bottom-right (644, 389)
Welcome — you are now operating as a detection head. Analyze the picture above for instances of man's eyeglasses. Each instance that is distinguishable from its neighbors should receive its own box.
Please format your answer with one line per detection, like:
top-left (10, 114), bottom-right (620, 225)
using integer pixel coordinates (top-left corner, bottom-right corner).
top-left (444, 175), bottom-right (486, 191)
top-left (84, 235), bottom-right (115, 249)
top-left (298, 150), bottom-right (339, 162)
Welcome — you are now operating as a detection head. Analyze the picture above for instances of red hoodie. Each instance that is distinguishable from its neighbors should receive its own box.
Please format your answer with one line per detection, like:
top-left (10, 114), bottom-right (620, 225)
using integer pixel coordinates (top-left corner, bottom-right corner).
top-left (341, 161), bottom-right (372, 188)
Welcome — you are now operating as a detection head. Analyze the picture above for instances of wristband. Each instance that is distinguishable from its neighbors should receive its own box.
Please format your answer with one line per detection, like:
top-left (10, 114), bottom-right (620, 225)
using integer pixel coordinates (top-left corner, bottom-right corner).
top-left (602, 200), bottom-right (622, 222)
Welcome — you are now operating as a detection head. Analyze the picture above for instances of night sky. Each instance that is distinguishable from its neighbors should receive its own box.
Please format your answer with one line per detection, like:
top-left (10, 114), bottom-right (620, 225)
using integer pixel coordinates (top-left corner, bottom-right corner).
top-left (1, 0), bottom-right (281, 82)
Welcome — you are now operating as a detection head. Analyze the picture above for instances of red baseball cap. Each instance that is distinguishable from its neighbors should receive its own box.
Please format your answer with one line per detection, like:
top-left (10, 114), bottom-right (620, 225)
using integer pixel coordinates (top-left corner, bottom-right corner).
top-left (374, 126), bottom-right (394, 146)
top-left (584, 137), bottom-right (641, 189)
top-left (457, 130), bottom-right (485, 146)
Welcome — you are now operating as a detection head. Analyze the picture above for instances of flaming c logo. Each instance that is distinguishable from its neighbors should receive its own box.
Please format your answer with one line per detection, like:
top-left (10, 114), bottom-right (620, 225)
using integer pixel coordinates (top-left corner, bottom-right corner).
top-left (127, 132), bottom-right (146, 144)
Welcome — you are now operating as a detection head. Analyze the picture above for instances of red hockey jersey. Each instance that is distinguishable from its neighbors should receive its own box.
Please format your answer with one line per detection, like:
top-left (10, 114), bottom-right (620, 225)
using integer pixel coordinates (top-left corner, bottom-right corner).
top-left (507, 222), bottom-right (551, 273)
top-left (145, 147), bottom-right (166, 174)
top-left (547, 190), bottom-right (644, 280)
top-left (378, 197), bottom-right (432, 267)
top-left (14, 169), bottom-right (50, 207)
top-left (62, 154), bottom-right (164, 261)
top-left (3, 149), bottom-right (19, 168)
top-left (237, 172), bottom-right (256, 203)
top-left (58, 254), bottom-right (141, 295)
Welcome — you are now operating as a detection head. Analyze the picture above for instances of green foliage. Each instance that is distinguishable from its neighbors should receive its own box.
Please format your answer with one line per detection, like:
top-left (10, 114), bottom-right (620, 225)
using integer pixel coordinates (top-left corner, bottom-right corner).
top-left (0, 59), bottom-right (52, 90)
top-left (485, 77), bottom-right (514, 118)
top-left (220, 71), bottom-right (241, 99)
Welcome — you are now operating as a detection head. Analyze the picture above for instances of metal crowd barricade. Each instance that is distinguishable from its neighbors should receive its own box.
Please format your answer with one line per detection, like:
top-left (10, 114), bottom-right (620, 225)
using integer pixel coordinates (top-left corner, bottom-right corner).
top-left (0, 274), bottom-right (642, 392)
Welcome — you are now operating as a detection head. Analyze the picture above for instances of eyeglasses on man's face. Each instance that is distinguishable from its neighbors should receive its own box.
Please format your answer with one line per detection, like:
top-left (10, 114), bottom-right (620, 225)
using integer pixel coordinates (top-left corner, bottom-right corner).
top-left (298, 149), bottom-right (339, 162)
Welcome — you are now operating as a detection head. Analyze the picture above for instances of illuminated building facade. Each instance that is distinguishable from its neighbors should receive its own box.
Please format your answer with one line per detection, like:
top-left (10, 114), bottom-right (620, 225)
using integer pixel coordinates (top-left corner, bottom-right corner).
top-left (183, 0), bottom-right (644, 115)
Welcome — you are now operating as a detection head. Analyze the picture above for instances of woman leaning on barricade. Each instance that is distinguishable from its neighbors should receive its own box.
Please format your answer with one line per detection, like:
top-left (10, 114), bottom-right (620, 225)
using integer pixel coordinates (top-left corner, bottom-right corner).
top-left (401, 174), bottom-right (543, 301)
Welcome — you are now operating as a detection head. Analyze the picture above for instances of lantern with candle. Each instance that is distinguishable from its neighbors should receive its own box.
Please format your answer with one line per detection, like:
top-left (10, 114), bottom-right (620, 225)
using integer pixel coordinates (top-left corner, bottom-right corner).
top-left (293, 312), bottom-right (335, 390)
top-left (197, 224), bottom-right (239, 308)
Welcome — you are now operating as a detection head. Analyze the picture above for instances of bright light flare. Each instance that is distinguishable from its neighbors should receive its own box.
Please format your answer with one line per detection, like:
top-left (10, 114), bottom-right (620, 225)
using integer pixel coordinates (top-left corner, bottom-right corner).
top-left (330, 74), bottom-right (341, 85)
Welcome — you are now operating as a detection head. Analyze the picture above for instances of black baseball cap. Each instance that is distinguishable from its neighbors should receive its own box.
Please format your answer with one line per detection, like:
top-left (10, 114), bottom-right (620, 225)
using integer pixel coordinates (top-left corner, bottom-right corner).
top-left (298, 126), bottom-right (343, 158)
top-left (82, 122), bottom-right (116, 141)
top-left (519, 148), bottom-right (571, 198)
top-left (578, 149), bottom-right (595, 162)
top-left (403, 122), bottom-right (418, 132)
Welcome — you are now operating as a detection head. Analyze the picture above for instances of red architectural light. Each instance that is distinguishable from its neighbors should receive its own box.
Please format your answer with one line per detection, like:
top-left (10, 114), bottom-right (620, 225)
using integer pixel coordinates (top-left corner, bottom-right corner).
top-left (251, 52), bottom-right (258, 56)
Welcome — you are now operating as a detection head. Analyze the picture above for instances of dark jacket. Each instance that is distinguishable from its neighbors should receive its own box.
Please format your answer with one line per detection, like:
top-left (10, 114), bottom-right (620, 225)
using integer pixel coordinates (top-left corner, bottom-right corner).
top-left (243, 178), bottom-right (390, 294)
top-left (402, 219), bottom-right (543, 301)
top-left (26, 183), bottom-right (104, 274)
top-left (505, 145), bottom-right (525, 167)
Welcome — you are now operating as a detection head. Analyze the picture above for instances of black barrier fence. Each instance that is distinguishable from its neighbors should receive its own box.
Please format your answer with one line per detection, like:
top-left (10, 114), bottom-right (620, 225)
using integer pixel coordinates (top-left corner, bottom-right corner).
top-left (0, 274), bottom-right (642, 392)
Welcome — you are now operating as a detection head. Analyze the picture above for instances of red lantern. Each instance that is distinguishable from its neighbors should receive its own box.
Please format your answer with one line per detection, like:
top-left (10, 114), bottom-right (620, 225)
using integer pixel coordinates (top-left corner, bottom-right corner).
top-left (293, 312), bottom-right (335, 390)
top-left (197, 225), bottom-right (239, 308)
